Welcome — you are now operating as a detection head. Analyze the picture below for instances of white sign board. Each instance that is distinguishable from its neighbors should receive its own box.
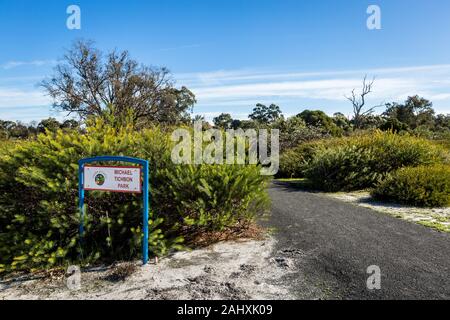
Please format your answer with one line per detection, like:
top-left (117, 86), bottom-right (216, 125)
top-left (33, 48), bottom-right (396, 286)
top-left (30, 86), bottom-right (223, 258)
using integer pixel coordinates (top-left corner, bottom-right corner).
top-left (84, 166), bottom-right (142, 193)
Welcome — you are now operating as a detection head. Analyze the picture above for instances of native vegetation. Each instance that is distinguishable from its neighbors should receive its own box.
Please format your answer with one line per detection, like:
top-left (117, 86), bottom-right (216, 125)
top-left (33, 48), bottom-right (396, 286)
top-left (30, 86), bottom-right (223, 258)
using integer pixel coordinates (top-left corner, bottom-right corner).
top-left (1, 40), bottom-right (450, 273)
top-left (0, 42), bottom-right (269, 274)
top-left (0, 115), bottom-right (269, 273)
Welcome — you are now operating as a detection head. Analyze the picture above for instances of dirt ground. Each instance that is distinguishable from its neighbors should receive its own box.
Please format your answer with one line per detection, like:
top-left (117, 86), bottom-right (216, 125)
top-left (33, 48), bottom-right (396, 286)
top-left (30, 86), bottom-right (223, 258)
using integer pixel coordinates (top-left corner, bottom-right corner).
top-left (0, 237), bottom-right (302, 300)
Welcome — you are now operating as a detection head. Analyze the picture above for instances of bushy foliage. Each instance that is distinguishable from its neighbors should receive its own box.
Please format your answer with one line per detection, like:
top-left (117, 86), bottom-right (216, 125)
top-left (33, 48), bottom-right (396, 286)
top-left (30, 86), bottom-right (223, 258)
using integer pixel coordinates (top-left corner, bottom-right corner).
top-left (249, 103), bottom-right (283, 125)
top-left (302, 131), bottom-right (449, 191)
top-left (304, 145), bottom-right (379, 191)
top-left (0, 140), bottom-right (19, 153)
top-left (434, 132), bottom-right (450, 151)
top-left (297, 110), bottom-right (344, 136)
top-left (277, 141), bottom-right (325, 178)
top-left (274, 117), bottom-right (328, 151)
top-left (0, 119), bottom-right (269, 273)
top-left (332, 113), bottom-right (352, 133)
top-left (277, 149), bottom-right (306, 179)
top-left (0, 118), bottom-right (81, 140)
top-left (378, 118), bottom-right (409, 133)
top-left (372, 165), bottom-right (450, 207)
top-left (162, 164), bottom-right (269, 231)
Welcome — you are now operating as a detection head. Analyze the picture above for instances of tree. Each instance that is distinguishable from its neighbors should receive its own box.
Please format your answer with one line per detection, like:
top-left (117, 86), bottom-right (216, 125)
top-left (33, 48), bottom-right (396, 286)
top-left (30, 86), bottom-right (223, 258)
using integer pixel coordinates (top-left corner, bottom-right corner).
top-left (192, 115), bottom-right (205, 122)
top-left (0, 120), bottom-right (15, 139)
top-left (383, 102), bottom-right (415, 126)
top-left (230, 119), bottom-right (242, 129)
top-left (8, 122), bottom-right (30, 139)
top-left (190, 114), bottom-right (212, 129)
top-left (354, 114), bottom-right (386, 130)
top-left (0, 120), bottom-right (12, 140)
top-left (346, 76), bottom-right (380, 129)
top-left (405, 95), bottom-right (435, 128)
top-left (383, 96), bottom-right (435, 129)
top-left (61, 119), bottom-right (80, 130)
top-left (332, 112), bottom-right (352, 132)
top-left (213, 113), bottom-right (233, 129)
top-left (435, 114), bottom-right (450, 131)
top-left (297, 110), bottom-right (343, 136)
top-left (272, 116), bottom-right (325, 150)
top-left (378, 118), bottom-right (410, 133)
top-left (0, 120), bottom-right (43, 139)
top-left (41, 40), bottom-right (196, 125)
top-left (37, 118), bottom-right (61, 133)
top-left (248, 103), bottom-right (283, 124)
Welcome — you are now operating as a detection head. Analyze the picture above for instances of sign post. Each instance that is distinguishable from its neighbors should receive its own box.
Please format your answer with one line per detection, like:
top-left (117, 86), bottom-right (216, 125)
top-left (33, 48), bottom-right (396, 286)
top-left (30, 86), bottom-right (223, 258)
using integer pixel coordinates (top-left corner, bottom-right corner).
top-left (78, 156), bottom-right (149, 265)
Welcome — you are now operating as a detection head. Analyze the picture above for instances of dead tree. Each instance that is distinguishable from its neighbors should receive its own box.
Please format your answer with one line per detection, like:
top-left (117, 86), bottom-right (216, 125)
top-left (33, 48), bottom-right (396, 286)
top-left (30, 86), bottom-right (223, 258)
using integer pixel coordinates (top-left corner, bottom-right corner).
top-left (346, 76), bottom-right (378, 129)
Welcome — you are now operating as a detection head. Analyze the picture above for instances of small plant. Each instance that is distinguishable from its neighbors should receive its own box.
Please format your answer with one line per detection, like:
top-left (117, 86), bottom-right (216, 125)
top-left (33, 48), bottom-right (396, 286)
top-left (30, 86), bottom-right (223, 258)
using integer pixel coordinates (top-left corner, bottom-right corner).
top-left (372, 165), bottom-right (450, 208)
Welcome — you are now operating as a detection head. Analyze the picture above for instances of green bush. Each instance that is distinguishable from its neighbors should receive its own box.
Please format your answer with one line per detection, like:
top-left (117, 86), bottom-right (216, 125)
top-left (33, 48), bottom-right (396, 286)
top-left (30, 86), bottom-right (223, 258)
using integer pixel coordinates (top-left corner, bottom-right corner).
top-left (303, 145), bottom-right (380, 191)
top-left (302, 131), bottom-right (449, 191)
top-left (372, 165), bottom-right (450, 207)
top-left (0, 139), bottom-right (20, 154)
top-left (162, 164), bottom-right (269, 231)
top-left (277, 141), bottom-right (324, 178)
top-left (0, 119), bottom-right (269, 273)
top-left (433, 131), bottom-right (450, 151)
top-left (378, 118), bottom-right (410, 133)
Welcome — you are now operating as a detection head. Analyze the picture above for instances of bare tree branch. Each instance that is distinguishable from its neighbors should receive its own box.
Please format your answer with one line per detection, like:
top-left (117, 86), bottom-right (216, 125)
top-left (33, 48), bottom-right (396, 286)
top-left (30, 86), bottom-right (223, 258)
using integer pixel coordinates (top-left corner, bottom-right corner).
top-left (345, 75), bottom-right (378, 129)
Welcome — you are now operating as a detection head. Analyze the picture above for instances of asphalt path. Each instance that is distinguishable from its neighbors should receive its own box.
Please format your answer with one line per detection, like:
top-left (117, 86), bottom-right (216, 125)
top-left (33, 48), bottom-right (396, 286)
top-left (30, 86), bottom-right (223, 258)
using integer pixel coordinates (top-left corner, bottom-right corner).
top-left (266, 181), bottom-right (450, 300)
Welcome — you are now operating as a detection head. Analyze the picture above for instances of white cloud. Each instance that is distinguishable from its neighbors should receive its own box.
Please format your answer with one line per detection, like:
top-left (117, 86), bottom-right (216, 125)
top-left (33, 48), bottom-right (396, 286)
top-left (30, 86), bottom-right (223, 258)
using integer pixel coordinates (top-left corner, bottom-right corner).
top-left (0, 60), bottom-right (57, 70)
top-left (1, 63), bottom-right (450, 121)
top-left (428, 93), bottom-right (450, 101)
top-left (177, 64), bottom-right (450, 115)
top-left (190, 78), bottom-right (420, 102)
top-left (178, 64), bottom-right (450, 86)
top-left (0, 88), bottom-right (51, 108)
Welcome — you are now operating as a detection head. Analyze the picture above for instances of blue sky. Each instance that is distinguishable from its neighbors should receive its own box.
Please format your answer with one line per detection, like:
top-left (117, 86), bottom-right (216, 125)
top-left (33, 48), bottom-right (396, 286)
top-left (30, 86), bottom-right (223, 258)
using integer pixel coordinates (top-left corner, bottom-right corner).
top-left (1, 0), bottom-right (450, 122)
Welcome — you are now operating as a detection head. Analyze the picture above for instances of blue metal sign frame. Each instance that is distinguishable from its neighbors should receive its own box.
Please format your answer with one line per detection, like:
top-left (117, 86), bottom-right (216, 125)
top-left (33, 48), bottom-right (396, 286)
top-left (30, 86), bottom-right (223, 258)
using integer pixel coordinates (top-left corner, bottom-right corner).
top-left (78, 156), bottom-right (149, 264)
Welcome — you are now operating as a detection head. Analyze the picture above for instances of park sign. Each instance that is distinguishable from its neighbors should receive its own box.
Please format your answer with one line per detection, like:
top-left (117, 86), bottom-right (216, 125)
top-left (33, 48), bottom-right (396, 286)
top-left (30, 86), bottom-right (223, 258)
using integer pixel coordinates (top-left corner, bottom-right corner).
top-left (84, 165), bottom-right (142, 193)
top-left (78, 156), bottom-right (150, 264)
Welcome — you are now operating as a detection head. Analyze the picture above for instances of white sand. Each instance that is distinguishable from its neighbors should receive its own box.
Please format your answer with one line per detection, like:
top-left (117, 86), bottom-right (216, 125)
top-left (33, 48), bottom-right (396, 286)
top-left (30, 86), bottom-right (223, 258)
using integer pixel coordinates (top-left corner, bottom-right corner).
top-left (0, 237), bottom-right (300, 300)
top-left (322, 191), bottom-right (450, 232)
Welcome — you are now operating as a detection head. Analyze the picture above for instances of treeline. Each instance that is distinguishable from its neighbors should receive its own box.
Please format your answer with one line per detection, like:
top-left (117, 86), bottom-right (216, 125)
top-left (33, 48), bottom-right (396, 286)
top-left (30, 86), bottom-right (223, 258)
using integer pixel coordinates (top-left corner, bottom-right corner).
top-left (0, 118), bottom-right (80, 140)
top-left (1, 40), bottom-right (449, 145)
top-left (211, 96), bottom-right (450, 147)
top-left (213, 97), bottom-right (450, 133)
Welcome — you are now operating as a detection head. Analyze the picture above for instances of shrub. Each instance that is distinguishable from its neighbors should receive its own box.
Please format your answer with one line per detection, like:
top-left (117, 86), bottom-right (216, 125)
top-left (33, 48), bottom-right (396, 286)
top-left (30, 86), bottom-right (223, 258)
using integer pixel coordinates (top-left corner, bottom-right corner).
top-left (303, 145), bottom-right (380, 191)
top-left (302, 131), bottom-right (449, 191)
top-left (277, 141), bottom-right (324, 178)
top-left (277, 133), bottom-right (372, 179)
top-left (162, 164), bottom-right (269, 232)
top-left (277, 149), bottom-right (306, 179)
top-left (271, 116), bottom-right (329, 151)
top-left (0, 119), bottom-right (269, 273)
top-left (0, 139), bottom-right (20, 154)
top-left (378, 118), bottom-right (409, 133)
top-left (432, 131), bottom-right (450, 151)
top-left (372, 165), bottom-right (450, 207)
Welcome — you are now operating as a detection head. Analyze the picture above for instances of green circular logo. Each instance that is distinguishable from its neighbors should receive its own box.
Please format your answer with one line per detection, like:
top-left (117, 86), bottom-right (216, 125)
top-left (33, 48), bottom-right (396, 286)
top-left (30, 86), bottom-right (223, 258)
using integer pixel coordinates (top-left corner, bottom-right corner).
top-left (95, 173), bottom-right (105, 186)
